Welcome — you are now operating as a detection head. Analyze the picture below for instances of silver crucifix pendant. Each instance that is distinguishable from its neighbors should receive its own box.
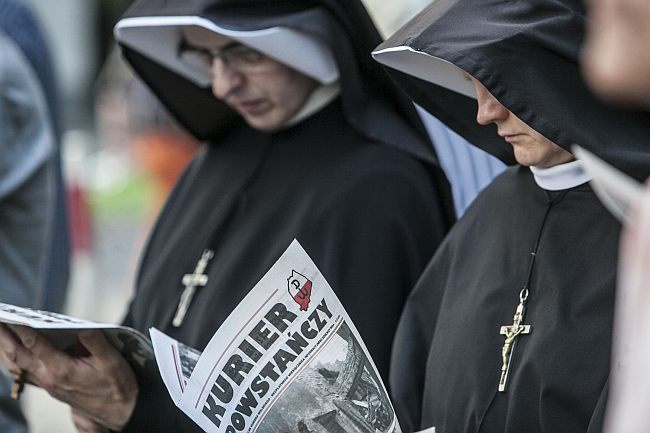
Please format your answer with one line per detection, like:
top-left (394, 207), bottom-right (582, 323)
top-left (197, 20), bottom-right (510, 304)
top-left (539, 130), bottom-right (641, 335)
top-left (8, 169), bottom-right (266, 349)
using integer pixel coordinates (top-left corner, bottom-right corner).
top-left (172, 249), bottom-right (214, 327)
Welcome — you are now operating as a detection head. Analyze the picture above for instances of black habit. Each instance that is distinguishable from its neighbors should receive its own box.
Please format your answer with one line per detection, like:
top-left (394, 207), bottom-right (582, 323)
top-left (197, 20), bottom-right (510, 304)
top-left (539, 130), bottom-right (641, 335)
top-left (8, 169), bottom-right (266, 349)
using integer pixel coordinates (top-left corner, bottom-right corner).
top-left (372, 0), bottom-right (650, 432)
top-left (113, 0), bottom-right (454, 431)
top-left (391, 168), bottom-right (619, 432)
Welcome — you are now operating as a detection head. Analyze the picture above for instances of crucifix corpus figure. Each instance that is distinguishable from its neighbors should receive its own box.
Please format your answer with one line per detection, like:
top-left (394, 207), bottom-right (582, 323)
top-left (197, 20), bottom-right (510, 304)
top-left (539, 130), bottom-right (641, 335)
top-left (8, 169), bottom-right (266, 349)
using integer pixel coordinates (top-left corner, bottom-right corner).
top-left (499, 301), bottom-right (532, 392)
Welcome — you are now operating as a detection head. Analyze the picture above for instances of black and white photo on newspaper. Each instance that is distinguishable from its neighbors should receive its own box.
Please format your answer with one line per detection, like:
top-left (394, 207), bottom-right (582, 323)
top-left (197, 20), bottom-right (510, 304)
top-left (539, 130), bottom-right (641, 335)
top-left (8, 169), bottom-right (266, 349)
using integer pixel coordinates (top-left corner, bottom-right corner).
top-left (151, 239), bottom-right (400, 433)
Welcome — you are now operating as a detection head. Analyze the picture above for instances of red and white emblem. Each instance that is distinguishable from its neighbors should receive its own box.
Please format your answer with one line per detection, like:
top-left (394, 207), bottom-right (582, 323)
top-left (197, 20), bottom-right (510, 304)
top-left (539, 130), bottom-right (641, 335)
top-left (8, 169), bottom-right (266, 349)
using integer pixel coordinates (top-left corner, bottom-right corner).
top-left (288, 270), bottom-right (312, 311)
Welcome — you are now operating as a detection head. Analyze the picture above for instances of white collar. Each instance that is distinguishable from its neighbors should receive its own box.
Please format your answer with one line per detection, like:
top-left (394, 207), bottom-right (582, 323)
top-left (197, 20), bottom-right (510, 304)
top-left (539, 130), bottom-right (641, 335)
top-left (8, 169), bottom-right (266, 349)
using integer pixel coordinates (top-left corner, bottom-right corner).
top-left (283, 82), bottom-right (341, 129)
top-left (529, 159), bottom-right (592, 191)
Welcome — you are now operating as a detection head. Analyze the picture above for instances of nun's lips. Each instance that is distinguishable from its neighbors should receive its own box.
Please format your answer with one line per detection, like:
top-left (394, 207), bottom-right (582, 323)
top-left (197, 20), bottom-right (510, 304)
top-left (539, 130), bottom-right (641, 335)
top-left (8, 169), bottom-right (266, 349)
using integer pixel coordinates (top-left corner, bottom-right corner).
top-left (232, 99), bottom-right (270, 115)
top-left (500, 132), bottom-right (526, 142)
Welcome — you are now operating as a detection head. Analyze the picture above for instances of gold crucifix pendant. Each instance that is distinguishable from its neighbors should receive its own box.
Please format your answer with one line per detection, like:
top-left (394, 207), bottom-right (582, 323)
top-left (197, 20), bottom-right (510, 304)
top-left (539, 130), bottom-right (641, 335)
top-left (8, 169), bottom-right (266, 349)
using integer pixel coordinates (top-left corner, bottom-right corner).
top-left (498, 301), bottom-right (532, 392)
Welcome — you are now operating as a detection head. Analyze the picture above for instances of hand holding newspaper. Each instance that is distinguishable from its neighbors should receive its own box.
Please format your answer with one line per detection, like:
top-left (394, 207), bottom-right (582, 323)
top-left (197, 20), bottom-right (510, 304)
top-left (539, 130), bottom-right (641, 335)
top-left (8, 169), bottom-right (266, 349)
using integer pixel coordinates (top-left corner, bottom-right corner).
top-left (0, 240), bottom-right (416, 432)
top-left (151, 240), bottom-right (401, 433)
top-left (0, 304), bottom-right (154, 379)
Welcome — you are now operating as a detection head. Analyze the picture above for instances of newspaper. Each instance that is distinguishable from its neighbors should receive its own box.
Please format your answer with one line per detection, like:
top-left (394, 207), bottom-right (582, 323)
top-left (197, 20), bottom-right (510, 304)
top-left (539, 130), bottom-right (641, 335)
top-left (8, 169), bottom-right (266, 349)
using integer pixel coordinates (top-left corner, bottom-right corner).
top-left (150, 239), bottom-right (400, 433)
top-left (0, 304), bottom-right (155, 379)
top-left (572, 145), bottom-right (644, 224)
top-left (0, 240), bottom-right (404, 432)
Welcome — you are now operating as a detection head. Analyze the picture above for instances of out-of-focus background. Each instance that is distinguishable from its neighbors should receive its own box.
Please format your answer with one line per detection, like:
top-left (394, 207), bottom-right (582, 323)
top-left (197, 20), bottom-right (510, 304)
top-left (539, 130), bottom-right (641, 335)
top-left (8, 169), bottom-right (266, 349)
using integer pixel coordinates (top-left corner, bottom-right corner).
top-left (12, 0), bottom-right (432, 431)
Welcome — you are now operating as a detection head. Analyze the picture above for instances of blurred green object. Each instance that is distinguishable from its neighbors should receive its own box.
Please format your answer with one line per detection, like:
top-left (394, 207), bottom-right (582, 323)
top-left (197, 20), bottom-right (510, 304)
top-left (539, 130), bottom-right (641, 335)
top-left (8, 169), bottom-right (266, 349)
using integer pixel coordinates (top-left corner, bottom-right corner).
top-left (89, 172), bottom-right (152, 219)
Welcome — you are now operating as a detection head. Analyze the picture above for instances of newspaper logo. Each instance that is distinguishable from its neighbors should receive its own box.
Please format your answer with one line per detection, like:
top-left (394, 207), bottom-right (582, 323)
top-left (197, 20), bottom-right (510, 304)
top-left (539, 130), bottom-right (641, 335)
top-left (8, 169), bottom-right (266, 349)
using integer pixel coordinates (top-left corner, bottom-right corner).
top-left (287, 270), bottom-right (312, 311)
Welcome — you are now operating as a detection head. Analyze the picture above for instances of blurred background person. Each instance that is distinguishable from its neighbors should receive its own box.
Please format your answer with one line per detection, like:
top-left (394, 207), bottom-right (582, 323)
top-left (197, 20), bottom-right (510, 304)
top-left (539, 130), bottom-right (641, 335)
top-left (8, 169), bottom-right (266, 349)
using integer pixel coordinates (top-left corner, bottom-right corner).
top-left (0, 0), bottom-right (70, 314)
top-left (582, 0), bottom-right (650, 108)
top-left (11, 1), bottom-right (153, 431)
top-left (0, 29), bottom-right (54, 433)
top-left (582, 0), bottom-right (650, 432)
top-left (0, 1), bottom-right (68, 431)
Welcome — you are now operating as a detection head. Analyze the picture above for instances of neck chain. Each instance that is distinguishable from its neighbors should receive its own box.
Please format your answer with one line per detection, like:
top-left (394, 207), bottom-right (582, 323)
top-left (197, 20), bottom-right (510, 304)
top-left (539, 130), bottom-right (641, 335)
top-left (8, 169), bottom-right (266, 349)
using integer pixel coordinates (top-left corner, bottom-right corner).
top-left (498, 190), bottom-right (568, 392)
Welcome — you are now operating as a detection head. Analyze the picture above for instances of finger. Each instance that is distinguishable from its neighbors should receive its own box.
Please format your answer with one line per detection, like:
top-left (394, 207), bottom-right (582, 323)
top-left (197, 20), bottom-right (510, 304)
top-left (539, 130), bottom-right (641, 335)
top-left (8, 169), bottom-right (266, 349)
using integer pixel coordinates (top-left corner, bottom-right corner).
top-left (6, 325), bottom-right (74, 388)
top-left (0, 325), bottom-right (21, 368)
top-left (77, 330), bottom-right (115, 360)
top-left (9, 325), bottom-right (72, 365)
top-left (76, 330), bottom-right (131, 375)
top-left (0, 359), bottom-right (21, 378)
top-left (0, 325), bottom-right (42, 374)
top-left (0, 333), bottom-right (31, 390)
top-left (0, 324), bottom-right (21, 361)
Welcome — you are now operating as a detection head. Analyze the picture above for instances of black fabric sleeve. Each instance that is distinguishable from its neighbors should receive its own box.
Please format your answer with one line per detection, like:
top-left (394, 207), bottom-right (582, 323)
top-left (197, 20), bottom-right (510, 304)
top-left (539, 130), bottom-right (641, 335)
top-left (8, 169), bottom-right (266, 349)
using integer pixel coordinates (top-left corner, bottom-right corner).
top-left (119, 370), bottom-right (180, 433)
top-left (387, 251), bottom-right (450, 433)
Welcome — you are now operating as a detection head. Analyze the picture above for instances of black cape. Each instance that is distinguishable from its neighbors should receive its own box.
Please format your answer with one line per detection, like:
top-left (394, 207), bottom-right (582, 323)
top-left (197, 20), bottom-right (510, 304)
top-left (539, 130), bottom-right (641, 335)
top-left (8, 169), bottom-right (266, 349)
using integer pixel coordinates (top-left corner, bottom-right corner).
top-left (372, 0), bottom-right (650, 432)
top-left (114, 0), bottom-right (454, 431)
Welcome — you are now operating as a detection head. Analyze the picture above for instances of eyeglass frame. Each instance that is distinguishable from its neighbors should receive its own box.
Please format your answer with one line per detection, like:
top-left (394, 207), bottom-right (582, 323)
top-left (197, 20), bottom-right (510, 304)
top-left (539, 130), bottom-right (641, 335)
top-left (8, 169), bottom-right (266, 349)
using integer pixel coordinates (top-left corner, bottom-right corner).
top-left (176, 38), bottom-right (272, 73)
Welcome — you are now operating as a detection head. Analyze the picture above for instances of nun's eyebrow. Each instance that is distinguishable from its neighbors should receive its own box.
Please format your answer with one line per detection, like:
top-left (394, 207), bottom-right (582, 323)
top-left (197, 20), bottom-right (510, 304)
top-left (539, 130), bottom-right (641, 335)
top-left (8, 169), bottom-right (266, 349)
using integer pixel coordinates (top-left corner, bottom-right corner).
top-left (179, 39), bottom-right (241, 57)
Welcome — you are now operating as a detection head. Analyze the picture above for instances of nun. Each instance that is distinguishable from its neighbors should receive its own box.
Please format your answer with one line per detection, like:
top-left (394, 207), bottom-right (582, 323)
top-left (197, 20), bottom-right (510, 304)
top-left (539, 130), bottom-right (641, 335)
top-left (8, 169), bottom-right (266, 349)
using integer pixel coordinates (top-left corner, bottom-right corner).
top-left (372, 0), bottom-right (650, 432)
top-left (0, 0), bottom-right (454, 431)
top-left (0, 29), bottom-right (55, 433)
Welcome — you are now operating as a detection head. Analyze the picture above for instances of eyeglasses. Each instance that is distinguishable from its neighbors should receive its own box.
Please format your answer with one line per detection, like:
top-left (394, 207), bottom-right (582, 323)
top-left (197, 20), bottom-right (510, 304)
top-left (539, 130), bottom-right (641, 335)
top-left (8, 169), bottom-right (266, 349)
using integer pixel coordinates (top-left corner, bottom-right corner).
top-left (177, 39), bottom-right (270, 73)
